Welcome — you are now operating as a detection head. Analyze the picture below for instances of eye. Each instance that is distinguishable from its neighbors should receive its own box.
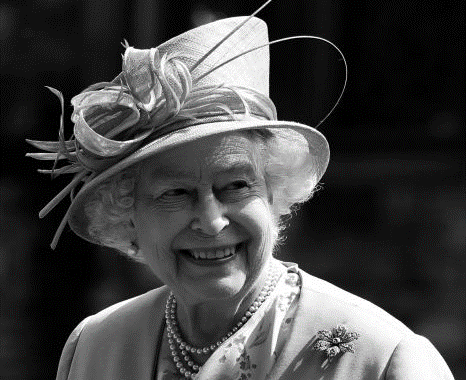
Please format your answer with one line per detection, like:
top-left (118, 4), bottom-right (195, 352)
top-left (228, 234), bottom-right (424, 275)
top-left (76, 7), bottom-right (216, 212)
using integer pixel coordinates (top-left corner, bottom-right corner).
top-left (224, 180), bottom-right (249, 191)
top-left (160, 188), bottom-right (189, 198)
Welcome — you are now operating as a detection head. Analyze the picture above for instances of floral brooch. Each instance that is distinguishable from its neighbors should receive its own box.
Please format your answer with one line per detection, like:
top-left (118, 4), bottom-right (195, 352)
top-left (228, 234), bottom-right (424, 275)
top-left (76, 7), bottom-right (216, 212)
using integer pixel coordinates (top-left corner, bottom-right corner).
top-left (313, 325), bottom-right (360, 359)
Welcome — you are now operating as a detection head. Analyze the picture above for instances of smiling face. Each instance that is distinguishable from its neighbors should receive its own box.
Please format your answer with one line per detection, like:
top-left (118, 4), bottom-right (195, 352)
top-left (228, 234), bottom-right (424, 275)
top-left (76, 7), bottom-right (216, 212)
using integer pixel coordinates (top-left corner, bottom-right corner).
top-left (133, 132), bottom-right (278, 305)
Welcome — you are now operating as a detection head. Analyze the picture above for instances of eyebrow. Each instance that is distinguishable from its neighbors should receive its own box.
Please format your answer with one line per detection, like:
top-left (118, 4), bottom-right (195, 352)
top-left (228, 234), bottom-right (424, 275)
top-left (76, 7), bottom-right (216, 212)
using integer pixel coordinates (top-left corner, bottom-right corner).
top-left (148, 161), bottom-right (258, 182)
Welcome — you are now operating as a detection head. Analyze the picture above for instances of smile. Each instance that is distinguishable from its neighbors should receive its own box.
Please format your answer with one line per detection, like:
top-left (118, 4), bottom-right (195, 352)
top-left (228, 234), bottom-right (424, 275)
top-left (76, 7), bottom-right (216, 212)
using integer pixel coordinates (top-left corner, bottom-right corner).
top-left (179, 242), bottom-right (245, 262)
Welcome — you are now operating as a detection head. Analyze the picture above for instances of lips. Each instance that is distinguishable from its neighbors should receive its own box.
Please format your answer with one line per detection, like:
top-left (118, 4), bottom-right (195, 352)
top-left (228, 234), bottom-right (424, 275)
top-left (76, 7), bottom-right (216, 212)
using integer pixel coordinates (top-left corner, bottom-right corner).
top-left (179, 242), bottom-right (244, 261)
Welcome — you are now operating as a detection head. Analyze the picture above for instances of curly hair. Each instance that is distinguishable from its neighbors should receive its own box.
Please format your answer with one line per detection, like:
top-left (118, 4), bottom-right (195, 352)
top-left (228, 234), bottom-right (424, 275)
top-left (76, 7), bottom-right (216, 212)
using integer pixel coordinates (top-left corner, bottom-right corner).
top-left (84, 168), bottom-right (140, 259)
top-left (85, 129), bottom-right (320, 261)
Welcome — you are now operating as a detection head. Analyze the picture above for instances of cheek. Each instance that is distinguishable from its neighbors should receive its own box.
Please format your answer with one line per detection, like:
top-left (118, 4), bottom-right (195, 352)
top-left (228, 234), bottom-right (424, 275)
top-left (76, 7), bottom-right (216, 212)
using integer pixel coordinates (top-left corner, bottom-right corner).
top-left (134, 206), bottom-right (184, 280)
top-left (135, 201), bottom-right (190, 239)
top-left (244, 195), bottom-right (275, 225)
top-left (236, 198), bottom-right (276, 249)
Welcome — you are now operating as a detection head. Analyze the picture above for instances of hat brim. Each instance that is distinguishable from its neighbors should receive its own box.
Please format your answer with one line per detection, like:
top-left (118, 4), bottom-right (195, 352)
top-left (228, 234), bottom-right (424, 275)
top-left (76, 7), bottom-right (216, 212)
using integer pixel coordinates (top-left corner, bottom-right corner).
top-left (67, 118), bottom-right (329, 244)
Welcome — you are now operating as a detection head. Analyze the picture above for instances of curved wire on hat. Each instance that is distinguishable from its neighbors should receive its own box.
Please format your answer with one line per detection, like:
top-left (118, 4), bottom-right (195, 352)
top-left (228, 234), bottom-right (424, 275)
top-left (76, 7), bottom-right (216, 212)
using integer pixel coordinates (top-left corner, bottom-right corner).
top-left (26, 0), bottom-right (347, 249)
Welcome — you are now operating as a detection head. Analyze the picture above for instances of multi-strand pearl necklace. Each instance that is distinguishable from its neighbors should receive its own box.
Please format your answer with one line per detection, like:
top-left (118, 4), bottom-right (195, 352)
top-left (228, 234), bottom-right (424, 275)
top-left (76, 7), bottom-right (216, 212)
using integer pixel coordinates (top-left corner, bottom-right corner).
top-left (165, 261), bottom-right (282, 379)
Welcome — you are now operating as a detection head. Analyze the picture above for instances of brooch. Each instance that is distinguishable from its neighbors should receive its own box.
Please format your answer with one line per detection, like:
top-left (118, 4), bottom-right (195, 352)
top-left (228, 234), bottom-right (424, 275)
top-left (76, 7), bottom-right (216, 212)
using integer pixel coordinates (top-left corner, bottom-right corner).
top-left (313, 324), bottom-right (360, 359)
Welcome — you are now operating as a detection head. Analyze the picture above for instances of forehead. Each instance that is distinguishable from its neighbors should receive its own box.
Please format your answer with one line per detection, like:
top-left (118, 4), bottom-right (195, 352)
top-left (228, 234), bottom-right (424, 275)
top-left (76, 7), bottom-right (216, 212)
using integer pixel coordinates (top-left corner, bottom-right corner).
top-left (139, 133), bottom-right (262, 181)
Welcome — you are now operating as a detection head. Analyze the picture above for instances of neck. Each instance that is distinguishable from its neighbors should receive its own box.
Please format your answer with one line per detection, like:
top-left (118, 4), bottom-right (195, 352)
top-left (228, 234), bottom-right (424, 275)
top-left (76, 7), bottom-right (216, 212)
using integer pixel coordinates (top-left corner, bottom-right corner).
top-left (172, 265), bottom-right (272, 348)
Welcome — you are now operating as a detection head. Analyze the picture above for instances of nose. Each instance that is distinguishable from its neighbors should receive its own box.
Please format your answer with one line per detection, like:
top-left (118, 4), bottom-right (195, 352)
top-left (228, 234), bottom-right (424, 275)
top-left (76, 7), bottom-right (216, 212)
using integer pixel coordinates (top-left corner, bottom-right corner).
top-left (190, 193), bottom-right (229, 235)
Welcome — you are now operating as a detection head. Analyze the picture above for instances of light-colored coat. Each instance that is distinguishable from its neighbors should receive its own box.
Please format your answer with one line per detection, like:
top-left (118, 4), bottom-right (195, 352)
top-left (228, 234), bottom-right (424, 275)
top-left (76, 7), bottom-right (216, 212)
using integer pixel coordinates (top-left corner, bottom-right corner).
top-left (57, 268), bottom-right (454, 379)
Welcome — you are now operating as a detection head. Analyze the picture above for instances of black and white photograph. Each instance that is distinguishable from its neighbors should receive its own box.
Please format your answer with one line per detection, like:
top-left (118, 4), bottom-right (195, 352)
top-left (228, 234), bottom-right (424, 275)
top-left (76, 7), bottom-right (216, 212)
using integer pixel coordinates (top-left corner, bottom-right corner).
top-left (1, 0), bottom-right (464, 379)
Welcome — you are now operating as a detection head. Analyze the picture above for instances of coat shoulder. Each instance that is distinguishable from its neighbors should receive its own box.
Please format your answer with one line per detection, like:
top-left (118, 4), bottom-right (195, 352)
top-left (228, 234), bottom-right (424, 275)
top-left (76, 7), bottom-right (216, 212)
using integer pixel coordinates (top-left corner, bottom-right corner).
top-left (294, 269), bottom-right (413, 376)
top-left (83, 285), bottom-right (169, 330)
top-left (56, 285), bottom-right (169, 379)
top-left (299, 269), bottom-right (413, 342)
top-left (272, 268), bottom-right (454, 379)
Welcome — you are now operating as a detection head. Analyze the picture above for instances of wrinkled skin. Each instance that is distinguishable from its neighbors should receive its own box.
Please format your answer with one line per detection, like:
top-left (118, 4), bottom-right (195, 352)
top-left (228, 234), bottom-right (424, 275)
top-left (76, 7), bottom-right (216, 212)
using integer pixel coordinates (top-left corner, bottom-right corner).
top-left (133, 132), bottom-right (279, 346)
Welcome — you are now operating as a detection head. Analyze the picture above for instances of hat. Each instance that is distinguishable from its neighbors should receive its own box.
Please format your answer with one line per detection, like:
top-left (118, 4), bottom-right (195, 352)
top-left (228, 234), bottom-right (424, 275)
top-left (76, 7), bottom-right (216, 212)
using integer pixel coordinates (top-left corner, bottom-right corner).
top-left (27, 7), bottom-right (346, 248)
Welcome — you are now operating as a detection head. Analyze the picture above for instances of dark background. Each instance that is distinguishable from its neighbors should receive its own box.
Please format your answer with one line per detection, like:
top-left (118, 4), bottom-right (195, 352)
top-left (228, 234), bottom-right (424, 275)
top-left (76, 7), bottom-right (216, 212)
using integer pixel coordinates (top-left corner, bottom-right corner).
top-left (1, 0), bottom-right (464, 378)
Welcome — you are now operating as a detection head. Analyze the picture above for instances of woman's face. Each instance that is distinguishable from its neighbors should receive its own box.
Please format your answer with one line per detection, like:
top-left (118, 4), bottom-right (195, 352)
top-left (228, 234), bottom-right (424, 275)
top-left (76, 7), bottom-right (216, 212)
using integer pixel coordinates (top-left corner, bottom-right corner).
top-left (133, 132), bottom-right (278, 305)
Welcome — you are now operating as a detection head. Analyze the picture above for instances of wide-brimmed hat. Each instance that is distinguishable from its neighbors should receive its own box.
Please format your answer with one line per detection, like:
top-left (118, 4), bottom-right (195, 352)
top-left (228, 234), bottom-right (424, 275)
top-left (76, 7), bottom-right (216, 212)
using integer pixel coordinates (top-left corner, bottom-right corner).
top-left (27, 9), bottom-right (346, 248)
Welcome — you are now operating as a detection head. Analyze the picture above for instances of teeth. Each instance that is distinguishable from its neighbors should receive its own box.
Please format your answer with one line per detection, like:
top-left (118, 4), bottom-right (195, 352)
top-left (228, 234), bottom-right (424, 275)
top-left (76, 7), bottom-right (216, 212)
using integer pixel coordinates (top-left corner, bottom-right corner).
top-left (188, 245), bottom-right (238, 260)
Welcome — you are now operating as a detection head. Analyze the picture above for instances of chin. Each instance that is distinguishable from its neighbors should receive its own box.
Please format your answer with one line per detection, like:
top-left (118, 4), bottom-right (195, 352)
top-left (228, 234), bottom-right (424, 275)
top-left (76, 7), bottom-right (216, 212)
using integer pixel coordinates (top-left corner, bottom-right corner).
top-left (188, 271), bottom-right (248, 301)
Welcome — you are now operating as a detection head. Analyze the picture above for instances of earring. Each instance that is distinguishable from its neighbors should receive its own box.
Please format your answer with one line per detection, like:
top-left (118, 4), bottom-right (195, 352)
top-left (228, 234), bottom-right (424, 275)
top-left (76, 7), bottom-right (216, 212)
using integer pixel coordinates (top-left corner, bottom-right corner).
top-left (127, 241), bottom-right (139, 256)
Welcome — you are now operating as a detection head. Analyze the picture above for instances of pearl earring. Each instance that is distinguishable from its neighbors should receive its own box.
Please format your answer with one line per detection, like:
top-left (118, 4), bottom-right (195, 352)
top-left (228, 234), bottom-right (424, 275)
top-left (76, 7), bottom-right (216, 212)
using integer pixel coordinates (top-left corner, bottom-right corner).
top-left (127, 242), bottom-right (139, 256)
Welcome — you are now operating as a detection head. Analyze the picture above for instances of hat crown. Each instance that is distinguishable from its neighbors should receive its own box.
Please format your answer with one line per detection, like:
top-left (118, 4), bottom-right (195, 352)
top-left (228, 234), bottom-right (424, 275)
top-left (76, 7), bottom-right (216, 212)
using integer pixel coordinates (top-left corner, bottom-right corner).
top-left (158, 17), bottom-right (270, 96)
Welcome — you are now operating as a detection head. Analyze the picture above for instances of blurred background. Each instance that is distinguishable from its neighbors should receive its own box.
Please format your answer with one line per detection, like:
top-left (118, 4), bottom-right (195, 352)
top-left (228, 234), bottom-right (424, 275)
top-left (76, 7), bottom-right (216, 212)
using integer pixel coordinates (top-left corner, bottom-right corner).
top-left (0, 0), bottom-right (464, 378)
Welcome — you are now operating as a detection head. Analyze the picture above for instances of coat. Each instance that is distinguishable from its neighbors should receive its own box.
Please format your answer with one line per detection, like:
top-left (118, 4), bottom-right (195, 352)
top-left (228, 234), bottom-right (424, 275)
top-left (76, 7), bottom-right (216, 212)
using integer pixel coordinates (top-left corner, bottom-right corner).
top-left (56, 266), bottom-right (454, 379)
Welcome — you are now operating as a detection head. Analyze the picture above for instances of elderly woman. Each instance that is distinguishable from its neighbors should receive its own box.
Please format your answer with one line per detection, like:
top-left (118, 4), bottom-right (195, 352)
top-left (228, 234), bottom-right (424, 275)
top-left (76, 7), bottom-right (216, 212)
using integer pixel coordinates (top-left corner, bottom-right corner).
top-left (28, 9), bottom-right (454, 380)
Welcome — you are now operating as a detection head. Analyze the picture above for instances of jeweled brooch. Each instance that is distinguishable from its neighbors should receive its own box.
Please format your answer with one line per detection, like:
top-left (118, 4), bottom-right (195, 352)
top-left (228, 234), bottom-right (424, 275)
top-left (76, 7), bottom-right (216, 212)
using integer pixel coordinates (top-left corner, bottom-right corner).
top-left (313, 324), bottom-right (360, 359)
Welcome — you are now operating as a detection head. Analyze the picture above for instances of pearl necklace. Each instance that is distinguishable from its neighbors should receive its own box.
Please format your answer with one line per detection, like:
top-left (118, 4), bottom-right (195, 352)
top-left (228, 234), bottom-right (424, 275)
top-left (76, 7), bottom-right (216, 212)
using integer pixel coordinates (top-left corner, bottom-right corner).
top-left (165, 261), bottom-right (281, 379)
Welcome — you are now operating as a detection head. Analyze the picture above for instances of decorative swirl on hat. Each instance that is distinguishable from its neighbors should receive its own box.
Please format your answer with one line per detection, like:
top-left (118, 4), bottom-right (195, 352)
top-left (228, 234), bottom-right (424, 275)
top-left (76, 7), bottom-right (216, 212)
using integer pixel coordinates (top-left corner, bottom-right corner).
top-left (28, 46), bottom-right (276, 172)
